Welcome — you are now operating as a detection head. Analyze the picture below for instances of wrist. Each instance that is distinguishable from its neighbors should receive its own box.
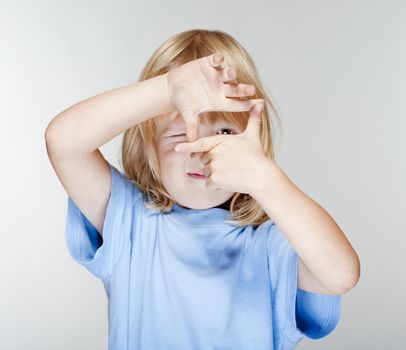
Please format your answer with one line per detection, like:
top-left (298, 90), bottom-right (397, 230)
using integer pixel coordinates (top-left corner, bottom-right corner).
top-left (164, 72), bottom-right (176, 112)
top-left (249, 159), bottom-right (290, 199)
top-left (154, 73), bottom-right (176, 115)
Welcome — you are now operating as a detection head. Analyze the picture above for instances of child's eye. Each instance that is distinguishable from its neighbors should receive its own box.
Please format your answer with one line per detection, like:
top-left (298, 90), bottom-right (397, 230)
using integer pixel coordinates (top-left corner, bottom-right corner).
top-left (169, 128), bottom-right (237, 138)
top-left (216, 128), bottom-right (237, 135)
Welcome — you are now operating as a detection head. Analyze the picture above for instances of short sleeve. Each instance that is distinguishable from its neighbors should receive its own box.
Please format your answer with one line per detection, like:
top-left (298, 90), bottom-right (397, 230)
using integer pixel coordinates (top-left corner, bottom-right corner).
top-left (265, 221), bottom-right (342, 345)
top-left (65, 163), bottom-right (143, 280)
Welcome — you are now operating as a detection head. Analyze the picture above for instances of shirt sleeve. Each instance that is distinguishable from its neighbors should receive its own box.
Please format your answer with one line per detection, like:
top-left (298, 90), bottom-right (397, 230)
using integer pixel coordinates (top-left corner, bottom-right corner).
top-left (65, 162), bottom-right (143, 281)
top-left (266, 220), bottom-right (342, 345)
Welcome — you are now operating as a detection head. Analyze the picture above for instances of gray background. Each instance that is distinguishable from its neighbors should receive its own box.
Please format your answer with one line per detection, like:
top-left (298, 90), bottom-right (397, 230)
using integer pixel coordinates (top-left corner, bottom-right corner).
top-left (1, 0), bottom-right (404, 349)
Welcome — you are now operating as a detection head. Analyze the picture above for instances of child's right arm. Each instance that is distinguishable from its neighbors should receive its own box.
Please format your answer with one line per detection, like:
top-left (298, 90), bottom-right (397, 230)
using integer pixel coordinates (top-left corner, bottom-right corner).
top-left (45, 74), bottom-right (173, 235)
top-left (45, 74), bottom-right (173, 156)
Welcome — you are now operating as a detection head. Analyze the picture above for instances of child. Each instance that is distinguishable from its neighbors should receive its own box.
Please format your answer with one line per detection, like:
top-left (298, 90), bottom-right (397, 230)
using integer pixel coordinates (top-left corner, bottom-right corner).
top-left (45, 29), bottom-right (360, 350)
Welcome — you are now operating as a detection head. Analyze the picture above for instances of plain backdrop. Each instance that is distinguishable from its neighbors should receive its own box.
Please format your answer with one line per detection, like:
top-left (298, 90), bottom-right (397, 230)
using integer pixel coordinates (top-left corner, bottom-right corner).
top-left (1, 0), bottom-right (405, 349)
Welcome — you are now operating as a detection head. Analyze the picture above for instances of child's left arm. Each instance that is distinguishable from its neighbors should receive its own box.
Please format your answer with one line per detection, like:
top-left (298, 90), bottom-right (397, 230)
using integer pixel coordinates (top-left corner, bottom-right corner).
top-left (251, 160), bottom-right (360, 295)
top-left (174, 103), bottom-right (360, 296)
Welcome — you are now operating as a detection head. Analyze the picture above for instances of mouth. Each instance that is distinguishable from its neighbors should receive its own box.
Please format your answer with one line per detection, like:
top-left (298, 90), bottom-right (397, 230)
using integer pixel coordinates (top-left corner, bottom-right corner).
top-left (187, 172), bottom-right (207, 180)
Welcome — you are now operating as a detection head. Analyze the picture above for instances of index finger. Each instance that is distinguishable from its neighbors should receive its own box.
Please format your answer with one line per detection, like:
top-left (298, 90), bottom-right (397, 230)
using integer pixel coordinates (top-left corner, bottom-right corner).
top-left (175, 135), bottom-right (223, 153)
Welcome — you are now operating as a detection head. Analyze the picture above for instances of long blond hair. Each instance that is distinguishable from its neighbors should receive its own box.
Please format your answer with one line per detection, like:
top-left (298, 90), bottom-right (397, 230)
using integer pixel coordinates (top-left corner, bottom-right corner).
top-left (120, 29), bottom-right (284, 227)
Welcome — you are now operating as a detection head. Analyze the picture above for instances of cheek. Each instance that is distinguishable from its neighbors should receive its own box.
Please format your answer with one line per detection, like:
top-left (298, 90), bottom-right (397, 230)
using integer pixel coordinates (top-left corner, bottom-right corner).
top-left (159, 148), bottom-right (186, 173)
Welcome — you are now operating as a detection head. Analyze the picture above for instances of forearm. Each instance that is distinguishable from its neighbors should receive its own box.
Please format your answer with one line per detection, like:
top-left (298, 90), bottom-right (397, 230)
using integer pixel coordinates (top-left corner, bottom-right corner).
top-left (251, 160), bottom-right (360, 293)
top-left (45, 73), bottom-right (173, 156)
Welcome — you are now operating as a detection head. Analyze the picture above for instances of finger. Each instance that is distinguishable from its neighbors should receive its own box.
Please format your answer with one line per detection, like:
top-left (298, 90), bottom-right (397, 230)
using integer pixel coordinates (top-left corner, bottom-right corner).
top-left (199, 152), bottom-right (211, 167)
top-left (207, 53), bottom-right (224, 68)
top-left (224, 83), bottom-right (256, 97)
top-left (220, 98), bottom-right (265, 113)
top-left (202, 163), bottom-right (211, 177)
top-left (175, 135), bottom-right (223, 153)
top-left (221, 66), bottom-right (238, 82)
top-left (244, 102), bottom-right (265, 138)
top-left (181, 110), bottom-right (199, 143)
top-left (205, 175), bottom-right (221, 191)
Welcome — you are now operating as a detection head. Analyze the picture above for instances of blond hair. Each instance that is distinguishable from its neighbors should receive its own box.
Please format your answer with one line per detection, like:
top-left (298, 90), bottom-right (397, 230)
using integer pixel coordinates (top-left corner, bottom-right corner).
top-left (120, 29), bottom-right (284, 227)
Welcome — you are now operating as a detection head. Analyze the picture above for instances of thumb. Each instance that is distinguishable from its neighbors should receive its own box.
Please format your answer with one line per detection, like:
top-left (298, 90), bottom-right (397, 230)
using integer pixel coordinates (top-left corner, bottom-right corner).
top-left (244, 102), bottom-right (264, 139)
top-left (181, 110), bottom-right (199, 143)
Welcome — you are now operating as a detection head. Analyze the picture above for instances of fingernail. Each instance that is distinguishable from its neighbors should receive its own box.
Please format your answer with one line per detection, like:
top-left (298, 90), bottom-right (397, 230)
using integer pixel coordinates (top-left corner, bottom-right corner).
top-left (214, 54), bottom-right (222, 63)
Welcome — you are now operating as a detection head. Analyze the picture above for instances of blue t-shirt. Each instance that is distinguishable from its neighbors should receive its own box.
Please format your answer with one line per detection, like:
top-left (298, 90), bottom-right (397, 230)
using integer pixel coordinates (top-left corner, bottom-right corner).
top-left (65, 163), bottom-right (341, 350)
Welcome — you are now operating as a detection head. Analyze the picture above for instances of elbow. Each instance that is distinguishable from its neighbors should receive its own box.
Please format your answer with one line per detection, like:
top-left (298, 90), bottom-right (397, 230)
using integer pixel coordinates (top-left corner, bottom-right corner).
top-left (44, 123), bottom-right (59, 157)
top-left (44, 120), bottom-right (57, 147)
top-left (44, 117), bottom-right (59, 141)
top-left (333, 273), bottom-right (360, 295)
top-left (44, 117), bottom-right (72, 158)
top-left (331, 254), bottom-right (361, 295)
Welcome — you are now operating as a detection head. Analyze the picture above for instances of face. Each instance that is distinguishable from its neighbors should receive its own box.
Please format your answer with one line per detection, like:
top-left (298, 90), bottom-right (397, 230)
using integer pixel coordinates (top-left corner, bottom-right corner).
top-left (155, 111), bottom-right (243, 210)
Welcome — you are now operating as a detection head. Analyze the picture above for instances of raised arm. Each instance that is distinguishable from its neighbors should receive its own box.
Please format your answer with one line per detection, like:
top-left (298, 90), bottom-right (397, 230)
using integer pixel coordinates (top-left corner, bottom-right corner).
top-left (45, 74), bottom-right (173, 235)
top-left (45, 74), bottom-right (173, 156)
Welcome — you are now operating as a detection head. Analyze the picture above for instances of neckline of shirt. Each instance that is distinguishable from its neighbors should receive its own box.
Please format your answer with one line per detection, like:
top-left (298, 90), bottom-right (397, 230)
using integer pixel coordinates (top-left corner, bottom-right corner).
top-left (167, 202), bottom-right (237, 227)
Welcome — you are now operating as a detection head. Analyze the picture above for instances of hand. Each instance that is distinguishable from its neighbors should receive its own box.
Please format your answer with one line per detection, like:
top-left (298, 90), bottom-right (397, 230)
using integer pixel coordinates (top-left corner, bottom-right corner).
top-left (166, 53), bottom-right (264, 142)
top-left (173, 101), bottom-right (272, 194)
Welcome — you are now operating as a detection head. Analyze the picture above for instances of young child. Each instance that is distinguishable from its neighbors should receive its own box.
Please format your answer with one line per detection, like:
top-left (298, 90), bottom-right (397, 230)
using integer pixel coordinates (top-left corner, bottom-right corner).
top-left (46, 29), bottom-right (360, 350)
